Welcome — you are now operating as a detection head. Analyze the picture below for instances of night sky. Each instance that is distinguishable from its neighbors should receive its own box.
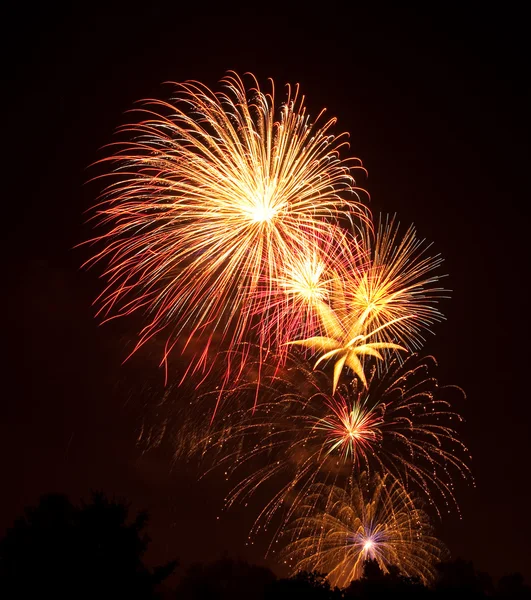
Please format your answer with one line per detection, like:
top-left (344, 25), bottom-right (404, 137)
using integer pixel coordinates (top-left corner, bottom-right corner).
top-left (4, 3), bottom-right (530, 585)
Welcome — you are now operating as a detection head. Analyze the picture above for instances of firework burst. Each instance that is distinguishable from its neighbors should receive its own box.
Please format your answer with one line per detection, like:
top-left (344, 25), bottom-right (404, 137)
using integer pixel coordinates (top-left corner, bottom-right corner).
top-left (345, 215), bottom-right (448, 351)
top-left (254, 226), bottom-right (368, 352)
top-left (280, 474), bottom-right (448, 587)
top-left (82, 70), bottom-right (471, 574)
top-left (287, 296), bottom-right (406, 392)
top-left (83, 72), bottom-right (369, 388)
top-left (192, 353), bottom-right (471, 540)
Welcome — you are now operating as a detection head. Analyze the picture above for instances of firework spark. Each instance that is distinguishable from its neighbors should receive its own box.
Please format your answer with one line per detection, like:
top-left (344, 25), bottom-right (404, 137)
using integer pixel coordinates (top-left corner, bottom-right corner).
top-left (83, 72), bottom-right (369, 389)
top-left (280, 474), bottom-right (448, 587)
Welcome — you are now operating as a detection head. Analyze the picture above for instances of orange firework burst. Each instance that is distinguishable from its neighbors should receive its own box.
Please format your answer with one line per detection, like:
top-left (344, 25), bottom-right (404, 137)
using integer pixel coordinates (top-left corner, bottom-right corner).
top-left (83, 72), bottom-right (369, 388)
top-left (280, 474), bottom-right (448, 587)
top-left (192, 353), bottom-right (471, 539)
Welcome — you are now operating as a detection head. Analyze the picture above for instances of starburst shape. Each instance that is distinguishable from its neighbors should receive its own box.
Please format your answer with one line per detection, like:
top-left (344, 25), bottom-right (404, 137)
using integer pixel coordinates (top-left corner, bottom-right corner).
top-left (312, 398), bottom-right (382, 462)
top-left (287, 292), bottom-right (406, 393)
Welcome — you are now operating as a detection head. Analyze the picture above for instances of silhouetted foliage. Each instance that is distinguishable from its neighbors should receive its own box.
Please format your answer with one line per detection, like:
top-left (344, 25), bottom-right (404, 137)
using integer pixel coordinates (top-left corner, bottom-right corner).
top-left (433, 559), bottom-right (531, 600)
top-left (497, 573), bottom-right (531, 600)
top-left (0, 491), bottom-right (176, 599)
top-left (173, 557), bottom-right (530, 600)
top-left (175, 556), bottom-right (275, 600)
top-left (2, 495), bottom-right (529, 600)
top-left (344, 559), bottom-right (430, 599)
top-left (266, 570), bottom-right (341, 600)
top-left (435, 557), bottom-right (487, 598)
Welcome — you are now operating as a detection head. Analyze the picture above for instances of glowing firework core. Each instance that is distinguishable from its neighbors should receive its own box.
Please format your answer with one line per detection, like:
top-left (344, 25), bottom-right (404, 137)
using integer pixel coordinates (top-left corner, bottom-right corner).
top-left (248, 198), bottom-right (278, 223)
top-left (347, 420), bottom-right (362, 439)
top-left (281, 476), bottom-right (448, 587)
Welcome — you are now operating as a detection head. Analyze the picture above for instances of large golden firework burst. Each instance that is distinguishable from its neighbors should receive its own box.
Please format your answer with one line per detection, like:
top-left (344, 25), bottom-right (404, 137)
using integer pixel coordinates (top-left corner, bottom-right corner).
top-left (84, 72), bottom-right (369, 386)
top-left (286, 215), bottom-right (447, 392)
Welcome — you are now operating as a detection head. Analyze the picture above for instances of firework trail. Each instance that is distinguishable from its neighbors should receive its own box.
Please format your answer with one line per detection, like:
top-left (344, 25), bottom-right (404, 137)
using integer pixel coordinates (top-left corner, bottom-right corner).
top-left (84, 72), bottom-right (369, 393)
top-left (280, 474), bottom-right (448, 587)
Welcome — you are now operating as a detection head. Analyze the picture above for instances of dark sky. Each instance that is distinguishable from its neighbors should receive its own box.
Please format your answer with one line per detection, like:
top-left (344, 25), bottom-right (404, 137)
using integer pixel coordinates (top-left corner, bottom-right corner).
top-left (4, 2), bottom-right (530, 585)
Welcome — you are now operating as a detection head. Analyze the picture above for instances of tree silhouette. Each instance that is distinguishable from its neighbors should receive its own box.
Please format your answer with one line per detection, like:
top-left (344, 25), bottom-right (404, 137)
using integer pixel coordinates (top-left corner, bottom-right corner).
top-left (265, 570), bottom-right (340, 600)
top-left (0, 491), bottom-right (176, 599)
top-left (433, 559), bottom-right (531, 600)
top-left (435, 558), bottom-right (486, 598)
top-left (176, 556), bottom-right (275, 600)
top-left (498, 573), bottom-right (531, 600)
top-left (174, 556), bottom-right (531, 600)
top-left (344, 559), bottom-right (429, 599)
